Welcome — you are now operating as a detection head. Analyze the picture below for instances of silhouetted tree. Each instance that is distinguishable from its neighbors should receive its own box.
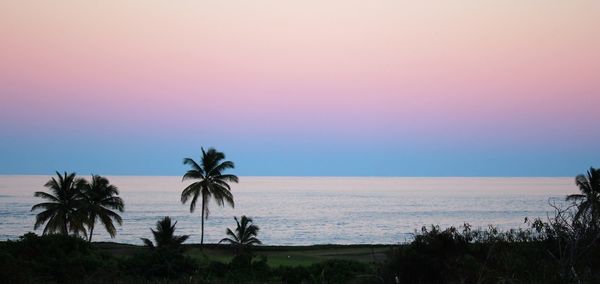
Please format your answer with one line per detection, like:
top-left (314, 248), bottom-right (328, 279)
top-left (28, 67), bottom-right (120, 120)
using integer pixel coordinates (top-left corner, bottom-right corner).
top-left (141, 216), bottom-right (189, 250)
top-left (567, 167), bottom-right (600, 229)
top-left (219, 215), bottom-right (261, 254)
top-left (80, 175), bottom-right (125, 242)
top-left (31, 171), bottom-right (87, 236)
top-left (181, 147), bottom-right (238, 245)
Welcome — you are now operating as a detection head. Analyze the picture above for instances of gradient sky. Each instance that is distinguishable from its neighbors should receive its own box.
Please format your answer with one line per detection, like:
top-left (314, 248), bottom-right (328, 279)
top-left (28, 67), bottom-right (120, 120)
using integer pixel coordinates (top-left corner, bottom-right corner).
top-left (1, 1), bottom-right (599, 176)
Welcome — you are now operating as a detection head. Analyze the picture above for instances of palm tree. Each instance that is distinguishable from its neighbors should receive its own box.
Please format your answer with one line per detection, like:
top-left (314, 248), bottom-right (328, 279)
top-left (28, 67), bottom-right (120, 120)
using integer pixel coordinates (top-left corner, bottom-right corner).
top-left (141, 216), bottom-right (189, 250)
top-left (31, 171), bottom-right (87, 236)
top-left (181, 147), bottom-right (239, 245)
top-left (567, 167), bottom-right (600, 228)
top-left (219, 215), bottom-right (261, 252)
top-left (80, 175), bottom-right (125, 242)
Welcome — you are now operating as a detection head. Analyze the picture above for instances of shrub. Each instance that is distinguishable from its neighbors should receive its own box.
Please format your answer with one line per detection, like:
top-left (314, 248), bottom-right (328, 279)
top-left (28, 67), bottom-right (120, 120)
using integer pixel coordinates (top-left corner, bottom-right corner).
top-left (273, 265), bottom-right (310, 284)
top-left (308, 259), bottom-right (372, 283)
top-left (0, 233), bottom-right (117, 283)
top-left (120, 249), bottom-right (198, 280)
top-left (224, 254), bottom-right (272, 283)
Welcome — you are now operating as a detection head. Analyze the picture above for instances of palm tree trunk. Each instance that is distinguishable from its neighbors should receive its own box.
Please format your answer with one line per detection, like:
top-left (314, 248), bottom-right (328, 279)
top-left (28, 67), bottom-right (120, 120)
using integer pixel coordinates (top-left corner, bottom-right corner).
top-left (63, 221), bottom-right (68, 236)
top-left (201, 196), bottom-right (205, 246)
top-left (88, 223), bottom-right (95, 242)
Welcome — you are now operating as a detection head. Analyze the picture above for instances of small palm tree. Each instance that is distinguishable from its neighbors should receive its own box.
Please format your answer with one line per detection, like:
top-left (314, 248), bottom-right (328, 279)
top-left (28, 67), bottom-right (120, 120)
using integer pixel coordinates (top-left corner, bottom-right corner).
top-left (219, 215), bottom-right (261, 252)
top-left (141, 216), bottom-right (190, 250)
top-left (181, 147), bottom-right (239, 245)
top-left (80, 175), bottom-right (125, 242)
top-left (567, 167), bottom-right (600, 228)
top-left (31, 171), bottom-right (87, 236)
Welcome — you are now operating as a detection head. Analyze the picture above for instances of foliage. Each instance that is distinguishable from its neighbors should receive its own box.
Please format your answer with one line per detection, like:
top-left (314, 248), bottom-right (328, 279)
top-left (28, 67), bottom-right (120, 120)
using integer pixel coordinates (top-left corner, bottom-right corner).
top-left (17, 166), bottom-right (600, 283)
top-left (0, 233), bottom-right (117, 283)
top-left (80, 175), bottom-right (125, 242)
top-left (223, 254), bottom-right (273, 283)
top-left (380, 167), bottom-right (600, 283)
top-left (567, 167), bottom-right (600, 230)
top-left (381, 218), bottom-right (600, 284)
top-left (273, 265), bottom-right (311, 284)
top-left (140, 216), bottom-right (190, 250)
top-left (273, 259), bottom-right (373, 284)
top-left (31, 171), bottom-right (88, 236)
top-left (219, 215), bottom-right (261, 254)
top-left (32, 172), bottom-right (125, 241)
top-left (120, 249), bottom-right (198, 280)
top-left (119, 216), bottom-right (199, 281)
top-left (181, 147), bottom-right (239, 245)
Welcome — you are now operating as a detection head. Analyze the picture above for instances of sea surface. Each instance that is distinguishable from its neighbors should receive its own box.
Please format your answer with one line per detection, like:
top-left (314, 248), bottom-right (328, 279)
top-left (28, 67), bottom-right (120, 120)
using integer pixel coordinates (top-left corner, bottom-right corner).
top-left (0, 176), bottom-right (578, 245)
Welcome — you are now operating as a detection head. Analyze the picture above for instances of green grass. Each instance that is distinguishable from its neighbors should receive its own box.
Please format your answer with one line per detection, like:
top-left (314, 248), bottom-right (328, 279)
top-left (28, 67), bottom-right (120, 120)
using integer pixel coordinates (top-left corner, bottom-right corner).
top-left (92, 242), bottom-right (392, 267)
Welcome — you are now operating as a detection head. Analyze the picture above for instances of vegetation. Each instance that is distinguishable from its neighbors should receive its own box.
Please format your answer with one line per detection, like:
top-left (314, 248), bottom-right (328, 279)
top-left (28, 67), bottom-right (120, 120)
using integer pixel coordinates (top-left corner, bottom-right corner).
top-left (80, 175), bottom-right (125, 242)
top-left (31, 171), bottom-right (88, 236)
top-left (381, 220), bottom-right (600, 283)
top-left (31, 172), bottom-right (125, 241)
top-left (181, 147), bottom-right (239, 245)
top-left (128, 217), bottom-right (196, 280)
top-left (140, 216), bottom-right (189, 250)
top-left (219, 215), bottom-right (262, 254)
top-left (0, 233), bottom-right (374, 283)
top-left (379, 166), bottom-right (600, 283)
top-left (10, 165), bottom-right (600, 282)
top-left (0, 233), bottom-right (116, 283)
top-left (567, 167), bottom-right (600, 230)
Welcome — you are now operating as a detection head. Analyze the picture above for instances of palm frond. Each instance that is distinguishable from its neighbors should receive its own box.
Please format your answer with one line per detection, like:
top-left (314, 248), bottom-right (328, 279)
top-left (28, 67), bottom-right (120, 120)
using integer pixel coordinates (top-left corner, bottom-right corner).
top-left (216, 174), bottom-right (239, 183)
top-left (244, 237), bottom-right (262, 245)
top-left (209, 161), bottom-right (235, 176)
top-left (181, 182), bottom-right (201, 204)
top-left (183, 158), bottom-right (204, 175)
top-left (141, 238), bottom-right (155, 248)
top-left (225, 228), bottom-right (240, 242)
top-left (219, 237), bottom-right (238, 244)
top-left (98, 213), bottom-right (118, 238)
top-left (33, 191), bottom-right (59, 202)
top-left (31, 202), bottom-right (58, 212)
top-left (566, 194), bottom-right (586, 201)
top-left (33, 209), bottom-right (54, 230)
top-left (189, 191), bottom-right (199, 213)
top-left (182, 170), bottom-right (204, 181)
top-left (210, 184), bottom-right (234, 208)
top-left (175, 235), bottom-right (190, 245)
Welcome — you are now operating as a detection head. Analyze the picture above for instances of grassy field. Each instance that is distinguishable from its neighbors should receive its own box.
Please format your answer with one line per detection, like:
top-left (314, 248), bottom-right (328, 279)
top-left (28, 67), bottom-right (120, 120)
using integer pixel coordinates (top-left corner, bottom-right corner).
top-left (92, 242), bottom-right (393, 267)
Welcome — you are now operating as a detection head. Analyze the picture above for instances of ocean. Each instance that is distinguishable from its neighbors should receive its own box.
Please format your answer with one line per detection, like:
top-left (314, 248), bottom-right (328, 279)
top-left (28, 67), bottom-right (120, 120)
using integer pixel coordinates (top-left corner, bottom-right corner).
top-left (0, 176), bottom-right (577, 245)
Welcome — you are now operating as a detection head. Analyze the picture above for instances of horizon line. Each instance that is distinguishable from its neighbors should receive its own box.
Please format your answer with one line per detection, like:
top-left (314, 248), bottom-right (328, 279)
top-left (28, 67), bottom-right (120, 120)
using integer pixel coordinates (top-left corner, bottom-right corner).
top-left (0, 174), bottom-right (573, 178)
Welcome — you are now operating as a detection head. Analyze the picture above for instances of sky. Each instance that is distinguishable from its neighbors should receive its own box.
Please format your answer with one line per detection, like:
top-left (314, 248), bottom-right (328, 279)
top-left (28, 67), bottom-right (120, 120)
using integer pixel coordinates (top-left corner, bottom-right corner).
top-left (1, 1), bottom-right (599, 176)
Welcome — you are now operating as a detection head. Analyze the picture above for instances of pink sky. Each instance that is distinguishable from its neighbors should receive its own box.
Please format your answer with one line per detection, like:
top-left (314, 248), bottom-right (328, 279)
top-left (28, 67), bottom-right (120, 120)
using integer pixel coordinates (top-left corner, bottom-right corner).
top-left (1, 1), bottom-right (599, 175)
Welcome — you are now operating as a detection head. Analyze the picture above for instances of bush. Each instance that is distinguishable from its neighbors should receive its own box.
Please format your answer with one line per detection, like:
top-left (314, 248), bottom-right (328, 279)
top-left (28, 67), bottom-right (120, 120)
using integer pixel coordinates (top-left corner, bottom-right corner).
top-left (308, 259), bottom-right (372, 283)
top-left (273, 265), bottom-right (311, 284)
top-left (271, 259), bottom-right (372, 284)
top-left (120, 248), bottom-right (198, 280)
top-left (224, 254), bottom-right (272, 283)
top-left (380, 223), bottom-right (600, 284)
top-left (0, 233), bottom-right (117, 283)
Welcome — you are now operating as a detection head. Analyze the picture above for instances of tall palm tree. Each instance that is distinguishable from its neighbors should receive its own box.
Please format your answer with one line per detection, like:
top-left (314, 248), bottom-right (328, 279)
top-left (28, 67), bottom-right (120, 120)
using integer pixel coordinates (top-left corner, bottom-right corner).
top-left (567, 167), bottom-right (600, 228)
top-left (219, 215), bottom-right (261, 251)
top-left (141, 216), bottom-right (189, 250)
top-left (181, 147), bottom-right (239, 245)
top-left (80, 175), bottom-right (125, 242)
top-left (31, 171), bottom-right (87, 236)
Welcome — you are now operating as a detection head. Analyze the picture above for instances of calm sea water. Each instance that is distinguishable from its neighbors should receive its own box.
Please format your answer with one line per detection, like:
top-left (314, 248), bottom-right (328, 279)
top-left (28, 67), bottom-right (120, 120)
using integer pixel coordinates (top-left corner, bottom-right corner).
top-left (0, 176), bottom-right (577, 245)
